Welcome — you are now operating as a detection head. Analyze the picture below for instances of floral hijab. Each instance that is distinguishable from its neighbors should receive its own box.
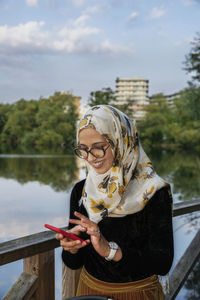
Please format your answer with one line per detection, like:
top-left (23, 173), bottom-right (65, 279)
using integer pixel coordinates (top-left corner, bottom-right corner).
top-left (77, 105), bottom-right (171, 224)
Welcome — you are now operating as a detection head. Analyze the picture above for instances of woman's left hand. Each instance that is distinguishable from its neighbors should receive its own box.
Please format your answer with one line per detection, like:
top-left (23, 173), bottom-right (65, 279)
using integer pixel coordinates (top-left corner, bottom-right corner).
top-left (69, 211), bottom-right (112, 259)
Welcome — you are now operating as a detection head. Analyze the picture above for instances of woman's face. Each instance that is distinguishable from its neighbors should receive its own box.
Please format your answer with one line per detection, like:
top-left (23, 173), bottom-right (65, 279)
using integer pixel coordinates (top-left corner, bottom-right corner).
top-left (78, 128), bottom-right (114, 174)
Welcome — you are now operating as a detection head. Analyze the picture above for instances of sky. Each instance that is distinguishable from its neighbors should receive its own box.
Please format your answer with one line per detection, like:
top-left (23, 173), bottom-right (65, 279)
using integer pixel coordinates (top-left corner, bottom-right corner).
top-left (0, 0), bottom-right (200, 105)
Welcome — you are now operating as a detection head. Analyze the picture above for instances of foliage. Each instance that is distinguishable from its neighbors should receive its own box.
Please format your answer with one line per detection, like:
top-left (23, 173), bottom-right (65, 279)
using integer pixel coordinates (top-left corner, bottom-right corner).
top-left (184, 32), bottom-right (200, 84)
top-left (88, 88), bottom-right (115, 106)
top-left (137, 94), bottom-right (173, 150)
top-left (138, 88), bottom-right (200, 153)
top-left (0, 92), bottom-right (78, 153)
top-left (88, 87), bottom-right (133, 118)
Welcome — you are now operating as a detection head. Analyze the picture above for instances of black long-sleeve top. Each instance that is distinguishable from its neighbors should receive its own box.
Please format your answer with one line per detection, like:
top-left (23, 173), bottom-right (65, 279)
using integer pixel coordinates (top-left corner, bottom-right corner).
top-left (62, 179), bottom-right (174, 283)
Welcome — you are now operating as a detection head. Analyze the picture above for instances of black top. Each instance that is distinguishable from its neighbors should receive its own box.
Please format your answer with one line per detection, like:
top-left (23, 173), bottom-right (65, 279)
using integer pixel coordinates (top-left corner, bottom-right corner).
top-left (62, 179), bottom-right (174, 283)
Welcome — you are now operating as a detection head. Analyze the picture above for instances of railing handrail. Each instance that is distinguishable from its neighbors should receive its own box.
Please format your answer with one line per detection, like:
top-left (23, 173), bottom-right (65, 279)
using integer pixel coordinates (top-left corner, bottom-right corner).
top-left (173, 198), bottom-right (200, 217)
top-left (0, 199), bottom-right (200, 267)
top-left (0, 227), bottom-right (67, 266)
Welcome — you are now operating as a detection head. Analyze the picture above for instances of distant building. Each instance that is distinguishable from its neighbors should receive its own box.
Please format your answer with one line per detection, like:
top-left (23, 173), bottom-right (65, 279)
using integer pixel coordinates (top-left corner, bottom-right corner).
top-left (149, 92), bottom-right (181, 107)
top-left (164, 92), bottom-right (180, 106)
top-left (61, 91), bottom-right (81, 115)
top-left (115, 77), bottom-right (149, 119)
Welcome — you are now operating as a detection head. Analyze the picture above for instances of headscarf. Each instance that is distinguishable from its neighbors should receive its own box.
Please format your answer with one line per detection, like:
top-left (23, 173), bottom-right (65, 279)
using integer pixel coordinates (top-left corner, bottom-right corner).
top-left (77, 105), bottom-right (171, 224)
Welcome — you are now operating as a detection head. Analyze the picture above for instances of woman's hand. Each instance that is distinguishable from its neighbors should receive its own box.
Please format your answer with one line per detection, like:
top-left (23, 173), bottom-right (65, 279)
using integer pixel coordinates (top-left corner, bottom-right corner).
top-left (69, 211), bottom-right (122, 261)
top-left (56, 224), bottom-right (90, 254)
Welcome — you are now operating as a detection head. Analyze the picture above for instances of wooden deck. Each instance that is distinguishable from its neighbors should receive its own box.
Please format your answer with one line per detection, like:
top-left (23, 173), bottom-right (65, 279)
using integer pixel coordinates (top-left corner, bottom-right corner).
top-left (0, 199), bottom-right (200, 300)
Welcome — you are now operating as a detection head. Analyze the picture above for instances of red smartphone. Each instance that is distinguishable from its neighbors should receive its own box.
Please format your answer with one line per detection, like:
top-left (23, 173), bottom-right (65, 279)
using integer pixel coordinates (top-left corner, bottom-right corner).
top-left (44, 224), bottom-right (89, 244)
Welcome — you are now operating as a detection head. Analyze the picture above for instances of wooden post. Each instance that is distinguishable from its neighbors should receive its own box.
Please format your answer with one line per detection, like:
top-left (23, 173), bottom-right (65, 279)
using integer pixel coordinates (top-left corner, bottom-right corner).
top-left (166, 229), bottom-right (200, 300)
top-left (23, 250), bottom-right (55, 300)
top-left (62, 264), bottom-right (81, 300)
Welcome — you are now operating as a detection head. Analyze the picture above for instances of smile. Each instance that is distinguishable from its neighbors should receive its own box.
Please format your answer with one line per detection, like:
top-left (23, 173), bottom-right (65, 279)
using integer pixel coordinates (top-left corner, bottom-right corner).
top-left (91, 160), bottom-right (104, 168)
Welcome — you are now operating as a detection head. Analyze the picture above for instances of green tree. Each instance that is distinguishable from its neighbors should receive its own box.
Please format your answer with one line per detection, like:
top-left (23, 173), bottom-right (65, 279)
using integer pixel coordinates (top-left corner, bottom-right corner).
top-left (0, 92), bottom-right (78, 153)
top-left (171, 87), bottom-right (200, 151)
top-left (138, 94), bottom-right (172, 151)
top-left (88, 88), bottom-right (116, 106)
top-left (88, 87), bottom-right (133, 118)
top-left (184, 32), bottom-right (200, 84)
top-left (0, 104), bottom-right (11, 134)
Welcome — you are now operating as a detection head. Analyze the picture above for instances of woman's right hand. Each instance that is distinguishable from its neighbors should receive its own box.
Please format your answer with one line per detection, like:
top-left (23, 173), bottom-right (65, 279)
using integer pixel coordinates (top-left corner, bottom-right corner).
top-left (56, 225), bottom-right (90, 254)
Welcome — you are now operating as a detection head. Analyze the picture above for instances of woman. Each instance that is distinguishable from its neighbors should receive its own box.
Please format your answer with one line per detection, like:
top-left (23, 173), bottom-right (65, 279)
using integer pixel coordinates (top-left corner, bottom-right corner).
top-left (56, 105), bottom-right (174, 299)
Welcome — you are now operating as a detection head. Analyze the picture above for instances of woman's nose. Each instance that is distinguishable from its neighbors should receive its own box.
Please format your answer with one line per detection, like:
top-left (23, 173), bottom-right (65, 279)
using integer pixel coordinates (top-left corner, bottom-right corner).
top-left (87, 152), bottom-right (96, 162)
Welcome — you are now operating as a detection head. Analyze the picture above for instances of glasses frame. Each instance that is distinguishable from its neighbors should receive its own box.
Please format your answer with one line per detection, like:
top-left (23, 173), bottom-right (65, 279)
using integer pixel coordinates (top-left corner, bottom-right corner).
top-left (74, 144), bottom-right (110, 160)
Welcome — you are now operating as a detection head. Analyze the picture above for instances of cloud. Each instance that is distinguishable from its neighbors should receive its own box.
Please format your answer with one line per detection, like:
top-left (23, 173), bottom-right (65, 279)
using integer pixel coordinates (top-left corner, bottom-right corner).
top-left (26, 0), bottom-right (38, 7)
top-left (98, 39), bottom-right (132, 56)
top-left (71, 14), bottom-right (90, 27)
top-left (0, 17), bottom-right (131, 57)
top-left (0, 21), bottom-right (48, 53)
top-left (129, 11), bottom-right (139, 21)
top-left (149, 7), bottom-right (166, 19)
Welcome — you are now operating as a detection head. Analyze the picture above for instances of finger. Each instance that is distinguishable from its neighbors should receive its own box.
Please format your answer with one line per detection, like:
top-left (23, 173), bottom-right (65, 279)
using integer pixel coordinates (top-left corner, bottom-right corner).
top-left (56, 233), bottom-right (64, 240)
top-left (86, 229), bottom-right (101, 237)
top-left (81, 219), bottom-right (100, 232)
top-left (74, 211), bottom-right (88, 220)
top-left (69, 219), bottom-right (82, 226)
top-left (61, 239), bottom-right (90, 250)
top-left (60, 239), bottom-right (81, 248)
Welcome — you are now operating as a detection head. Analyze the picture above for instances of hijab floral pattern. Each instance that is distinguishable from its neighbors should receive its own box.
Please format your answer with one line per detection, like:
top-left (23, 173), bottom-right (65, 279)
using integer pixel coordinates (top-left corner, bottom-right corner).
top-left (77, 105), bottom-right (171, 223)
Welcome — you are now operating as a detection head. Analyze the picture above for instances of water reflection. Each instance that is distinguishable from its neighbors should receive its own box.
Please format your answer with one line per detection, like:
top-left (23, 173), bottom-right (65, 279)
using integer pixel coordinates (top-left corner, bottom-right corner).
top-left (0, 150), bottom-right (199, 199)
top-left (148, 150), bottom-right (200, 201)
top-left (0, 155), bottom-right (78, 191)
top-left (0, 151), bottom-right (200, 299)
top-left (185, 258), bottom-right (200, 300)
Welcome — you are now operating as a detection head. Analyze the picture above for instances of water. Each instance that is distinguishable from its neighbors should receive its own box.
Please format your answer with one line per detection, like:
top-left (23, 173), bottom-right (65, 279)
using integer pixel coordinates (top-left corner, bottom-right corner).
top-left (0, 151), bottom-right (200, 299)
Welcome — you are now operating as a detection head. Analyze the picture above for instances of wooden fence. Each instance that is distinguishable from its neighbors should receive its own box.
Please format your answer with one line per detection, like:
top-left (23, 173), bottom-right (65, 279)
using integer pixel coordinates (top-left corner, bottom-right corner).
top-left (0, 199), bottom-right (200, 300)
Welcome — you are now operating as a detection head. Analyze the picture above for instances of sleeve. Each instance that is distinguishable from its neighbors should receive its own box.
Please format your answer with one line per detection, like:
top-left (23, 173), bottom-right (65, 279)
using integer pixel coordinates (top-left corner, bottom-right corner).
top-left (62, 180), bottom-right (86, 270)
top-left (108, 187), bottom-right (174, 277)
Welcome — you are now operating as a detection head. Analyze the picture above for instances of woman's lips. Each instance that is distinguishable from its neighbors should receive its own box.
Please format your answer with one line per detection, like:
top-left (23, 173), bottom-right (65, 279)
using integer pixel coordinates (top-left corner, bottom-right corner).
top-left (91, 160), bottom-right (104, 169)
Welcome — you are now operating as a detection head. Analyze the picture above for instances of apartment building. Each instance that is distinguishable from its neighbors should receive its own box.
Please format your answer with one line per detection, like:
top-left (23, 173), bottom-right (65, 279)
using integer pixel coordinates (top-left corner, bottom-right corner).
top-left (115, 77), bottom-right (149, 119)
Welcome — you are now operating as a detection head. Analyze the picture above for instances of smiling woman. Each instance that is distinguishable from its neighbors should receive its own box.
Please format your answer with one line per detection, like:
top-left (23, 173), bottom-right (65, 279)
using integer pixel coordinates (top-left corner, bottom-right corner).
top-left (77, 128), bottom-right (114, 174)
top-left (56, 105), bottom-right (174, 300)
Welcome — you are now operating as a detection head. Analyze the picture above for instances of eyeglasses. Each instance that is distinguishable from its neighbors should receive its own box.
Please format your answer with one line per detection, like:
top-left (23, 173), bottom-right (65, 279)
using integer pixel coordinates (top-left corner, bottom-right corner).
top-left (74, 144), bottom-right (110, 159)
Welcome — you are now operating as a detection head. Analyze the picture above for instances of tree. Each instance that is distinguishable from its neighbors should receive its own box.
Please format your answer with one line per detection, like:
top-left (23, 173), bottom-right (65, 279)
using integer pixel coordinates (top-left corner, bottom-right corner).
top-left (0, 104), bottom-right (11, 134)
top-left (0, 92), bottom-right (79, 153)
top-left (184, 32), bottom-right (200, 84)
top-left (137, 94), bottom-right (172, 151)
top-left (88, 87), bottom-right (133, 118)
top-left (88, 88), bottom-right (116, 106)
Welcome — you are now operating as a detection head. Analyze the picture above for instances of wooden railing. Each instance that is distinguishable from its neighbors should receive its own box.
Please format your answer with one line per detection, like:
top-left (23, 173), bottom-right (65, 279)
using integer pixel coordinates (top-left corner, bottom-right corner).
top-left (0, 199), bottom-right (200, 300)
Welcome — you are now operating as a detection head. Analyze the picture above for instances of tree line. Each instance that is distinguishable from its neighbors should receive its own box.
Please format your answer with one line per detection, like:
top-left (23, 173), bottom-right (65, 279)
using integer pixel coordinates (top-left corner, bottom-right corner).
top-left (0, 92), bottom-right (78, 153)
top-left (0, 33), bottom-right (199, 154)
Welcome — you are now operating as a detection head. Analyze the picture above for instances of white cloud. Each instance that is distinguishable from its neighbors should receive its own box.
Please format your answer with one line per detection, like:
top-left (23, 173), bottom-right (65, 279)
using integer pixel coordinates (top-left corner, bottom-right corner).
top-left (149, 7), bottom-right (166, 19)
top-left (71, 14), bottom-right (90, 27)
top-left (0, 17), bottom-right (130, 57)
top-left (26, 0), bottom-right (38, 7)
top-left (0, 21), bottom-right (48, 51)
top-left (129, 11), bottom-right (139, 21)
top-left (98, 39), bottom-right (132, 56)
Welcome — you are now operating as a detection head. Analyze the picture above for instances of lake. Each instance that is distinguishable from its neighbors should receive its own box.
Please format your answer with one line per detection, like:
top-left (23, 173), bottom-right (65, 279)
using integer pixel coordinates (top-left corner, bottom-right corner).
top-left (0, 151), bottom-right (200, 299)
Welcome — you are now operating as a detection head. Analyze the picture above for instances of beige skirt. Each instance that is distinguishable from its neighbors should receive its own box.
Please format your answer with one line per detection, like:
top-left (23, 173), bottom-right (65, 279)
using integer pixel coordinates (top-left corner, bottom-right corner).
top-left (76, 266), bottom-right (165, 300)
